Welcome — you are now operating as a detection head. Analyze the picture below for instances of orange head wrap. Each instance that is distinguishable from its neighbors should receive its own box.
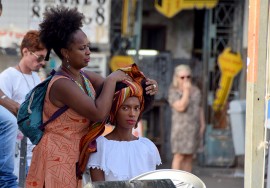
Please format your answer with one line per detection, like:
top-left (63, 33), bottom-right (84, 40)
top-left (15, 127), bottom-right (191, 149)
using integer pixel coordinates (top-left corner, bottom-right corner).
top-left (108, 68), bottom-right (145, 125)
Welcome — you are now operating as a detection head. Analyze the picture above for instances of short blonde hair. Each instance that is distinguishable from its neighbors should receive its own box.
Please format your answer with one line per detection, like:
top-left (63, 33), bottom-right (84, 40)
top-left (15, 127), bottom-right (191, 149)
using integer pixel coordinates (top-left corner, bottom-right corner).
top-left (172, 64), bottom-right (192, 88)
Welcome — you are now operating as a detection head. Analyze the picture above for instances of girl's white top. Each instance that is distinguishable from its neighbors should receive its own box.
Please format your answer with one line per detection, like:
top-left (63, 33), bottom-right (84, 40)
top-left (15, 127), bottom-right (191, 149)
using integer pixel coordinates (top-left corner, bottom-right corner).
top-left (87, 136), bottom-right (162, 181)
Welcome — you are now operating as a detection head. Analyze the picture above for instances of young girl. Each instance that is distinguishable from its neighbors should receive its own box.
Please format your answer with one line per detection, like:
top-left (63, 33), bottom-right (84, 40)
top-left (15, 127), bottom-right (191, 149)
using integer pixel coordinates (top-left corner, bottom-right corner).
top-left (82, 64), bottom-right (161, 181)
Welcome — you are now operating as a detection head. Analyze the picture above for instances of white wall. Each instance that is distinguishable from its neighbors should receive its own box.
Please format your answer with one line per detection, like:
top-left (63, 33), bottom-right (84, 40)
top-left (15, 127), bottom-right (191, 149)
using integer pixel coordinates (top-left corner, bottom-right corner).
top-left (0, 0), bottom-right (30, 29)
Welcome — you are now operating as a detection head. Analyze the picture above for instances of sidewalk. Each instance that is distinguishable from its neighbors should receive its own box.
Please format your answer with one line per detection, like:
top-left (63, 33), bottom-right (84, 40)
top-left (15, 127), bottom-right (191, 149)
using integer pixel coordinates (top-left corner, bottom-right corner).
top-left (158, 159), bottom-right (244, 188)
top-left (193, 166), bottom-right (244, 188)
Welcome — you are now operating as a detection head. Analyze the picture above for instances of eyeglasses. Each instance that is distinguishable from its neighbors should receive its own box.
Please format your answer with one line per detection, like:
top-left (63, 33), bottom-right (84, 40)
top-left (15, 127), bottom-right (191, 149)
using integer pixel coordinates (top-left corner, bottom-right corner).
top-left (30, 51), bottom-right (45, 63)
top-left (179, 75), bottom-right (191, 80)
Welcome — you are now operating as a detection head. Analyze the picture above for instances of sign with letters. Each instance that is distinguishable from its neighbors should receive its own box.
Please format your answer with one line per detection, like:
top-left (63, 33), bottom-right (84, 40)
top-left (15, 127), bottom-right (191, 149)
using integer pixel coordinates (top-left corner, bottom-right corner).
top-left (29, 0), bottom-right (111, 44)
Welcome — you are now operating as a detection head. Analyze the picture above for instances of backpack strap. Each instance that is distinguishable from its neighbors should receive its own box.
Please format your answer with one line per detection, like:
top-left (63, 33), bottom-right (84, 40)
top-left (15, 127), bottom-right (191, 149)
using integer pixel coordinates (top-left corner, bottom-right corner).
top-left (39, 105), bottom-right (68, 131)
top-left (38, 70), bottom-right (69, 131)
top-left (50, 69), bottom-right (56, 76)
top-left (39, 70), bottom-right (91, 131)
top-left (80, 70), bottom-right (90, 80)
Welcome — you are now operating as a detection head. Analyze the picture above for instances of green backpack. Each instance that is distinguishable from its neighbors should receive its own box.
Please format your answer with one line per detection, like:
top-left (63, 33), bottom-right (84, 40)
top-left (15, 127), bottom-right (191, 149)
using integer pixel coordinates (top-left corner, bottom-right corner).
top-left (17, 70), bottom-right (68, 145)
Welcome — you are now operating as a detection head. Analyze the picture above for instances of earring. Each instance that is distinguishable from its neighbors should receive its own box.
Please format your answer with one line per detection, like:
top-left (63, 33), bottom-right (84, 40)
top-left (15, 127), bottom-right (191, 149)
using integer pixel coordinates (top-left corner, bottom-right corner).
top-left (66, 57), bottom-right (70, 69)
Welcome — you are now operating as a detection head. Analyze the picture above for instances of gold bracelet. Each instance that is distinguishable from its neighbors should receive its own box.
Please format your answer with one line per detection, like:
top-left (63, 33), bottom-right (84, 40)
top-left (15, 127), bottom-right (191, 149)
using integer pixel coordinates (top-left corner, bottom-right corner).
top-left (0, 95), bottom-right (6, 99)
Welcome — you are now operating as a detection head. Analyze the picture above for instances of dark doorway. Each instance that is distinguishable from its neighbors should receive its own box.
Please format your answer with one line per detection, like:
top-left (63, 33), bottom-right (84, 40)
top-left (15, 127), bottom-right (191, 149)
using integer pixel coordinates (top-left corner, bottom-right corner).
top-left (141, 25), bottom-right (166, 51)
top-left (193, 10), bottom-right (205, 60)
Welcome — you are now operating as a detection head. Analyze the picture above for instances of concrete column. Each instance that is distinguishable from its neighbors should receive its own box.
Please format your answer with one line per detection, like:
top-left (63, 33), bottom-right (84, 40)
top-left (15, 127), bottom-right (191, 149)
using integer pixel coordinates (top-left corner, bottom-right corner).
top-left (245, 0), bottom-right (269, 187)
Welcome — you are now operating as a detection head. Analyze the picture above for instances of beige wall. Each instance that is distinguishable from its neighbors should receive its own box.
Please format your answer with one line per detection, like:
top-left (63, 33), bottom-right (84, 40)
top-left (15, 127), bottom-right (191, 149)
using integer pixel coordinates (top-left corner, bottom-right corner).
top-left (0, 54), bottom-right (19, 72)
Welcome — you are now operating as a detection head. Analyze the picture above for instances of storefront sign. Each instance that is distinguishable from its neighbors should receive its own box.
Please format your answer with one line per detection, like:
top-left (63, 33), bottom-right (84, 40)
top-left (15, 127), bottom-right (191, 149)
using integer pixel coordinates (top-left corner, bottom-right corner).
top-left (0, 26), bottom-right (26, 48)
top-left (29, 0), bottom-right (111, 44)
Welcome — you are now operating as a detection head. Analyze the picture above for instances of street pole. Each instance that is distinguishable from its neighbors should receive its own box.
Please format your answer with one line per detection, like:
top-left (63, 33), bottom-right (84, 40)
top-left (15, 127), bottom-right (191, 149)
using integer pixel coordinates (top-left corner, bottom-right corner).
top-left (245, 0), bottom-right (269, 187)
top-left (133, 0), bottom-right (142, 64)
top-left (266, 1), bottom-right (270, 187)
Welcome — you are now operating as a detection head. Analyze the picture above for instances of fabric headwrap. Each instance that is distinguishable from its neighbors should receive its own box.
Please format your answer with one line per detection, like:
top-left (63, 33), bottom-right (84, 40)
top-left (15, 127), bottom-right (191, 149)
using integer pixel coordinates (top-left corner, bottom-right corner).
top-left (77, 63), bottom-right (145, 178)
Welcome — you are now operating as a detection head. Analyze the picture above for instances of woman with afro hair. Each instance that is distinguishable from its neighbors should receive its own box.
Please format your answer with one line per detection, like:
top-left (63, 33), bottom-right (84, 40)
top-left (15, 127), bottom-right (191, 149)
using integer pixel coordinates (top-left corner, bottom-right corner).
top-left (25, 6), bottom-right (158, 188)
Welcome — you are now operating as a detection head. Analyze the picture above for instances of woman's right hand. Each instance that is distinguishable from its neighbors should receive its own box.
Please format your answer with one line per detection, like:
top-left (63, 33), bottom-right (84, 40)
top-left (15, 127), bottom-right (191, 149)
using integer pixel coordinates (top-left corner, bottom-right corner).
top-left (107, 70), bottom-right (132, 82)
top-left (183, 80), bottom-right (191, 92)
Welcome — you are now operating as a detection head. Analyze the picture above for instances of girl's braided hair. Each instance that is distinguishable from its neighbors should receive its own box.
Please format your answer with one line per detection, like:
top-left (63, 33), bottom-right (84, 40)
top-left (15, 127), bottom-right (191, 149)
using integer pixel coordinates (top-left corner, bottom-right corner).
top-left (39, 6), bottom-right (84, 60)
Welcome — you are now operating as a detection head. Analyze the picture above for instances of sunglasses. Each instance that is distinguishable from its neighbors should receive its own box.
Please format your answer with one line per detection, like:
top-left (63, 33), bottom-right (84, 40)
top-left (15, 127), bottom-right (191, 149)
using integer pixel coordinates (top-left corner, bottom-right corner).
top-left (179, 75), bottom-right (191, 80)
top-left (30, 51), bottom-right (45, 63)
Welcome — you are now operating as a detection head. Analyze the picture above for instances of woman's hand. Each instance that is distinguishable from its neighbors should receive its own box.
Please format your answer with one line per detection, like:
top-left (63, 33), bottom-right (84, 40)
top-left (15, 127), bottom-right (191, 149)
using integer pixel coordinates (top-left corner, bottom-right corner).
top-left (145, 78), bottom-right (158, 96)
top-left (183, 80), bottom-right (192, 92)
top-left (107, 70), bottom-right (132, 83)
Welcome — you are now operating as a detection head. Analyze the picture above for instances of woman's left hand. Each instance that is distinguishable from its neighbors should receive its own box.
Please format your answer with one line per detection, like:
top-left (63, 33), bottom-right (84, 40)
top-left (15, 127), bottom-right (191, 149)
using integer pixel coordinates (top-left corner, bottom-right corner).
top-left (145, 78), bottom-right (158, 95)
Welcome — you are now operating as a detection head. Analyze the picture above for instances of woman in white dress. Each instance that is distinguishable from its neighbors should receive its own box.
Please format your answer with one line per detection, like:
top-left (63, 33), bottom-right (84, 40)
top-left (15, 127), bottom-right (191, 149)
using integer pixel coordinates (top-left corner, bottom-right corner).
top-left (86, 64), bottom-right (162, 181)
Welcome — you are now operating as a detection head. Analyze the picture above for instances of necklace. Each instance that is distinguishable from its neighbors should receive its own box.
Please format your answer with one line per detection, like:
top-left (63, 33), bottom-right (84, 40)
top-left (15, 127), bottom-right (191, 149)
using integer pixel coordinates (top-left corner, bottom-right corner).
top-left (18, 64), bottom-right (36, 90)
top-left (60, 65), bottom-right (95, 99)
top-left (75, 73), bottom-right (95, 99)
